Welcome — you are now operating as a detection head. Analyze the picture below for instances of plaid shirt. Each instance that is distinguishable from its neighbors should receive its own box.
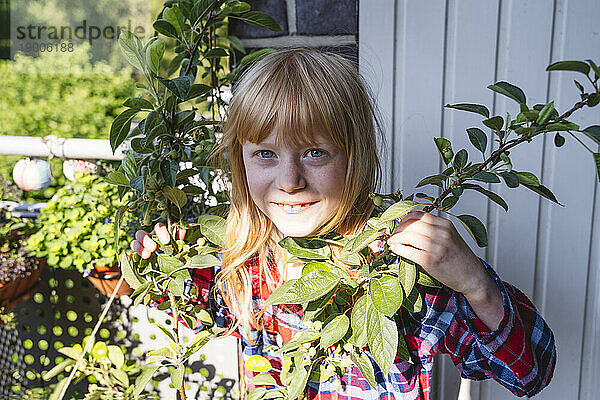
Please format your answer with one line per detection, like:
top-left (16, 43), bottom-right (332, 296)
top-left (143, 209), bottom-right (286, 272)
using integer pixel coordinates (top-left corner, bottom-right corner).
top-left (187, 256), bottom-right (556, 400)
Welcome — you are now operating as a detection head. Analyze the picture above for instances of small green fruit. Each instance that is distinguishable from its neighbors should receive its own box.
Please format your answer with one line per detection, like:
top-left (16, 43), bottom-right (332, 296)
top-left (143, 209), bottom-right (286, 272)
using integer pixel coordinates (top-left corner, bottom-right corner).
top-left (372, 196), bottom-right (383, 206)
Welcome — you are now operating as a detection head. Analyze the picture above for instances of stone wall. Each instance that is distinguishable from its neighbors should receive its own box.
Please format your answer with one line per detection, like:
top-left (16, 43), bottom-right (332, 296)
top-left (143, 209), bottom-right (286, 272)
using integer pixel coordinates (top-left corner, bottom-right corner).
top-left (229, 0), bottom-right (358, 62)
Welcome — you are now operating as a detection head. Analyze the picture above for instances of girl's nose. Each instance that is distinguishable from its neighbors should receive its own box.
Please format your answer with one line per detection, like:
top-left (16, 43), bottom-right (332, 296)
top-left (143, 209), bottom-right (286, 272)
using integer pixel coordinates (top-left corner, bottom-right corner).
top-left (276, 158), bottom-right (306, 193)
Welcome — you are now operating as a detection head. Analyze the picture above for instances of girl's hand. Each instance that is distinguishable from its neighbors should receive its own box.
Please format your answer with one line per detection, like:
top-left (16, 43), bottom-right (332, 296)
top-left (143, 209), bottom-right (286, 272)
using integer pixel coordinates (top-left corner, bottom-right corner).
top-left (387, 210), bottom-right (504, 329)
top-left (130, 223), bottom-right (186, 259)
top-left (386, 210), bottom-right (483, 294)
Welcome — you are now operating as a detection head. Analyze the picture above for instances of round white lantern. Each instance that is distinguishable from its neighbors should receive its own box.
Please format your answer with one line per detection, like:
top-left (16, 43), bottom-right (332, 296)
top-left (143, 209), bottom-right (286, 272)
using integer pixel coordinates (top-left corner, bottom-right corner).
top-left (12, 158), bottom-right (53, 191)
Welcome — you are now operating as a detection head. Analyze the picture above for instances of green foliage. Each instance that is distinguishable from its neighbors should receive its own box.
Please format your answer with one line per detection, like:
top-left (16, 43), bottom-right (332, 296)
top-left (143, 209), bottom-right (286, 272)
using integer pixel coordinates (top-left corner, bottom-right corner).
top-left (0, 44), bottom-right (135, 181)
top-left (109, 2), bottom-right (283, 398)
top-left (248, 58), bottom-right (600, 400)
top-left (24, 173), bottom-right (135, 273)
top-left (36, 335), bottom-right (158, 399)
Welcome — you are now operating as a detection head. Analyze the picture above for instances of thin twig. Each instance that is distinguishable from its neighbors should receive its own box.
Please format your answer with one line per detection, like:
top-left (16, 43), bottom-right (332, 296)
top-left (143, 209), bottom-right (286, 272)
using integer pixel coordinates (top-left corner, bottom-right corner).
top-left (57, 277), bottom-right (125, 400)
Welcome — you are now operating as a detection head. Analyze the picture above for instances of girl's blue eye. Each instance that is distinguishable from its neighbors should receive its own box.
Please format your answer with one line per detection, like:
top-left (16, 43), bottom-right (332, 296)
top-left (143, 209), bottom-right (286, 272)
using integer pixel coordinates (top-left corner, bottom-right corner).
top-left (306, 149), bottom-right (325, 158)
top-left (257, 150), bottom-right (275, 158)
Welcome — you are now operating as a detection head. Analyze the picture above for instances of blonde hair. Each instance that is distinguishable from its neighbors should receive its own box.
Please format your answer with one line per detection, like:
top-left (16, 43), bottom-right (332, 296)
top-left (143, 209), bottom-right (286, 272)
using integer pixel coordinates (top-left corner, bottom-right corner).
top-left (213, 48), bottom-right (383, 333)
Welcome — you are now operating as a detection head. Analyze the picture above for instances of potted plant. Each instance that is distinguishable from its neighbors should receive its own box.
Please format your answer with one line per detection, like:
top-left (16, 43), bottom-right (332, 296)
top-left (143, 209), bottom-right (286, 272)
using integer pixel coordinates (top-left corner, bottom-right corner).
top-left (25, 172), bottom-right (137, 296)
top-left (0, 176), bottom-right (46, 320)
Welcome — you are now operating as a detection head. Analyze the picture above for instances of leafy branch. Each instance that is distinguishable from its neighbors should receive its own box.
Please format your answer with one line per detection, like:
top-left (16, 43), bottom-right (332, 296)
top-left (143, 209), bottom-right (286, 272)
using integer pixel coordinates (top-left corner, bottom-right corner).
top-left (248, 59), bottom-right (600, 400)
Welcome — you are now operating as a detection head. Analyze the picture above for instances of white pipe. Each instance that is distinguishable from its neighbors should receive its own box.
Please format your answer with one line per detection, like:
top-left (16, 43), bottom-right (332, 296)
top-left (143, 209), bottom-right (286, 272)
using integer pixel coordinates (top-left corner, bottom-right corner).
top-left (0, 135), bottom-right (128, 160)
top-left (457, 378), bottom-right (472, 400)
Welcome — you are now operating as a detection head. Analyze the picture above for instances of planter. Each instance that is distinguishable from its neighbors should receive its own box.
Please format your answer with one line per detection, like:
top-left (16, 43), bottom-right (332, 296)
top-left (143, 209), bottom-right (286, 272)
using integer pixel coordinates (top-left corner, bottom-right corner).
top-left (86, 264), bottom-right (133, 296)
top-left (0, 258), bottom-right (46, 312)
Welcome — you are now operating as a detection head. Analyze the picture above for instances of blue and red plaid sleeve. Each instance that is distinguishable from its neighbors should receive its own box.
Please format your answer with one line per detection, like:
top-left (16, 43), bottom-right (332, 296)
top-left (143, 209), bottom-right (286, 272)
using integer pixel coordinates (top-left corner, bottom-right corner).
top-left (409, 258), bottom-right (556, 397)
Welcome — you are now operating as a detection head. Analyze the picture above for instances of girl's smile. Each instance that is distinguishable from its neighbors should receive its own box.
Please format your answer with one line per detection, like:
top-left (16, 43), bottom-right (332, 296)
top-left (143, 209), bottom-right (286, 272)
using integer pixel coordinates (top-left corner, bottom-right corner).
top-left (242, 128), bottom-right (347, 237)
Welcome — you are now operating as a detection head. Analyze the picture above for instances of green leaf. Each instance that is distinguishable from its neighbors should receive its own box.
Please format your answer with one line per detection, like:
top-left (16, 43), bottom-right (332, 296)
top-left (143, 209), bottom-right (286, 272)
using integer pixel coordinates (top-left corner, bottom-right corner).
top-left (120, 252), bottom-right (143, 289)
top-left (350, 351), bottom-right (377, 388)
top-left (514, 171), bottom-right (540, 186)
top-left (487, 81), bottom-right (527, 104)
top-left (398, 258), bottom-right (417, 295)
top-left (170, 364), bottom-right (184, 390)
top-left (379, 200), bottom-right (419, 223)
top-left (104, 171), bottom-right (129, 186)
top-left (545, 121), bottom-right (580, 132)
top-left (287, 364), bottom-right (310, 400)
top-left (265, 271), bottom-right (340, 306)
top-left (366, 298), bottom-right (398, 375)
top-left (445, 103), bottom-right (490, 118)
top-left (58, 346), bottom-right (81, 360)
top-left (369, 275), bottom-right (404, 317)
top-left (345, 230), bottom-right (383, 254)
top-left (462, 183), bottom-right (508, 211)
top-left (111, 368), bottom-right (129, 388)
top-left (574, 79), bottom-right (585, 93)
top-left (587, 59), bottom-right (600, 78)
top-left (434, 137), bottom-right (454, 165)
top-left (546, 60), bottom-right (591, 75)
top-left (239, 48), bottom-right (276, 67)
top-left (107, 345), bottom-right (124, 369)
top-left (402, 286), bottom-right (423, 313)
top-left (186, 84), bottom-right (212, 101)
top-left (158, 76), bottom-right (195, 100)
top-left (204, 48), bottom-right (229, 58)
top-left (582, 126), bottom-right (600, 145)
top-left (594, 153), bottom-right (600, 182)
top-left (157, 254), bottom-right (184, 276)
top-left (245, 355), bottom-right (272, 372)
top-left (467, 127), bottom-right (487, 155)
top-left (500, 171), bottom-right (520, 188)
top-left (554, 132), bottom-right (565, 147)
top-left (42, 359), bottom-right (75, 380)
top-left (350, 295), bottom-right (369, 348)
top-left (110, 109), bottom-right (138, 152)
top-left (118, 30), bottom-right (143, 70)
top-left (279, 236), bottom-right (330, 260)
top-left (147, 39), bottom-right (166, 75)
top-left (231, 11), bottom-right (282, 32)
top-left (536, 101), bottom-right (555, 125)
top-left (186, 254), bottom-right (221, 269)
top-left (588, 93), bottom-right (600, 107)
top-left (302, 261), bottom-right (331, 274)
top-left (162, 187), bottom-right (187, 212)
top-left (483, 116), bottom-right (504, 131)
top-left (396, 335), bottom-right (411, 362)
top-left (198, 214), bottom-right (227, 247)
top-left (320, 314), bottom-right (350, 349)
top-left (416, 174), bottom-right (447, 188)
top-left (457, 215), bottom-right (488, 247)
top-left (134, 366), bottom-right (159, 397)
top-left (453, 149), bottom-right (468, 171)
top-left (249, 373), bottom-right (277, 386)
top-left (472, 171), bottom-right (500, 183)
top-left (191, 0), bottom-right (213, 23)
top-left (153, 19), bottom-right (178, 38)
top-left (247, 388), bottom-right (268, 400)
top-left (163, 6), bottom-right (185, 36)
top-left (521, 182), bottom-right (563, 206)
top-left (124, 97), bottom-right (154, 110)
top-left (441, 195), bottom-right (459, 210)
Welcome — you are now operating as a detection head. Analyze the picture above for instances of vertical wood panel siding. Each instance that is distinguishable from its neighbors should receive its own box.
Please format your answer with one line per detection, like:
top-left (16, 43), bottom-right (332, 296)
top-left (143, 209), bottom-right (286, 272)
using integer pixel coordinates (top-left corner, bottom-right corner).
top-left (360, 1), bottom-right (600, 399)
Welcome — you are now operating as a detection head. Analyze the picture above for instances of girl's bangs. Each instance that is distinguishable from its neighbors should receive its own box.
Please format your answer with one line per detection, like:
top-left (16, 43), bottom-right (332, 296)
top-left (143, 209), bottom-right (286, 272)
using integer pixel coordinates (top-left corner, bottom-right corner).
top-left (231, 59), bottom-right (345, 149)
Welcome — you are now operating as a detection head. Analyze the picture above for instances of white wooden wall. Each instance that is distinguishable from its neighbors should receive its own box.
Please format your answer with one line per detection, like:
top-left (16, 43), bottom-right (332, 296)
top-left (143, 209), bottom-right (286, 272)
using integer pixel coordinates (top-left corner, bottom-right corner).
top-left (359, 1), bottom-right (600, 399)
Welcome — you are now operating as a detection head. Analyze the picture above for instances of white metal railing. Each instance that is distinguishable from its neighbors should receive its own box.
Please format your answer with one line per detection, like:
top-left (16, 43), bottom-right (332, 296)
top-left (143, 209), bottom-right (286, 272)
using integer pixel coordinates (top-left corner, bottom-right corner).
top-left (0, 135), bottom-right (128, 160)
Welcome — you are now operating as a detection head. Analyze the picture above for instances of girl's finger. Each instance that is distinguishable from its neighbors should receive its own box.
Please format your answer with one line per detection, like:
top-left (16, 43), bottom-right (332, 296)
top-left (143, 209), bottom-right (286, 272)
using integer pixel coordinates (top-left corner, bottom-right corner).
top-left (388, 230), bottom-right (433, 252)
top-left (154, 223), bottom-right (171, 244)
top-left (141, 248), bottom-right (152, 259)
top-left (135, 230), bottom-right (157, 252)
top-left (387, 242), bottom-right (425, 267)
top-left (176, 228), bottom-right (187, 241)
top-left (130, 240), bottom-right (143, 257)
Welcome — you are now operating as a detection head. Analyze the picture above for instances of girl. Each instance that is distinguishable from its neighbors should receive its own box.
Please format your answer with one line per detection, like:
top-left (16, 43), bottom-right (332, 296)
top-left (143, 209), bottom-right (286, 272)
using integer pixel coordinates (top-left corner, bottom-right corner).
top-left (131, 48), bottom-right (556, 399)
